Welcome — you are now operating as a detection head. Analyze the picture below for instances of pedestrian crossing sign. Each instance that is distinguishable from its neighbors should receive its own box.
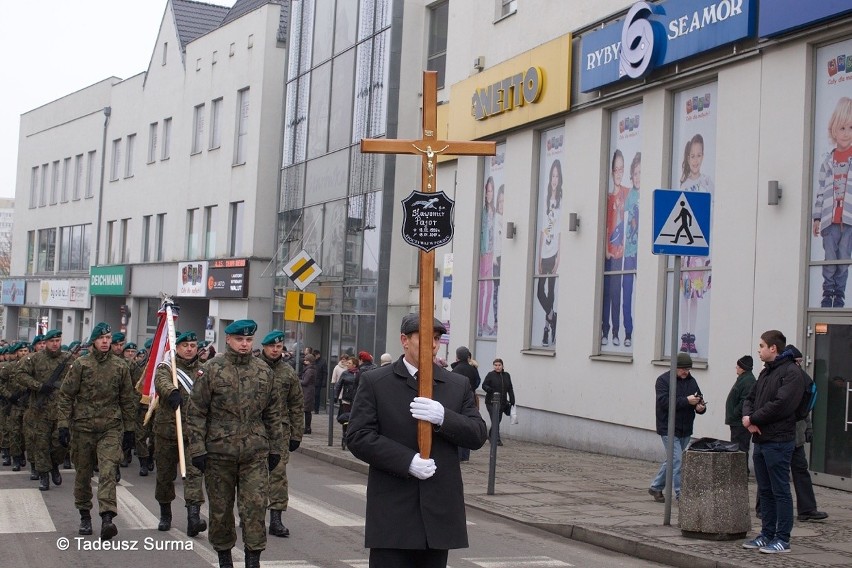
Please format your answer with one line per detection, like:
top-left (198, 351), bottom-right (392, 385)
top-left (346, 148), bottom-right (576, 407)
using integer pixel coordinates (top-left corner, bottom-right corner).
top-left (283, 250), bottom-right (322, 290)
top-left (652, 189), bottom-right (711, 257)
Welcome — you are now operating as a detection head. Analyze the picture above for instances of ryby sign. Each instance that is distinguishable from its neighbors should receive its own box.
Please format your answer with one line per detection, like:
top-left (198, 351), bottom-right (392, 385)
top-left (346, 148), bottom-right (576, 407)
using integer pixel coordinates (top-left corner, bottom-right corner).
top-left (581, 0), bottom-right (756, 92)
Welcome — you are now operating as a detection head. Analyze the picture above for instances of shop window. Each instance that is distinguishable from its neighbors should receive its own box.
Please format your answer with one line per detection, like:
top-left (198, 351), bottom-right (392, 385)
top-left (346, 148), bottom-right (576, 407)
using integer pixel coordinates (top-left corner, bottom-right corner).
top-left (476, 143), bottom-right (506, 341)
top-left (427, 1), bottom-right (448, 89)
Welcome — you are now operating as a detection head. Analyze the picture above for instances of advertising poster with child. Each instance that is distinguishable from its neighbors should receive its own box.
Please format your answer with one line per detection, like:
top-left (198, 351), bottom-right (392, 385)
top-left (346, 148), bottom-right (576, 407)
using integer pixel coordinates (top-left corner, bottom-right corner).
top-left (477, 143), bottom-right (506, 339)
top-left (601, 104), bottom-right (643, 355)
top-left (664, 83), bottom-right (718, 359)
top-left (810, 38), bottom-right (852, 309)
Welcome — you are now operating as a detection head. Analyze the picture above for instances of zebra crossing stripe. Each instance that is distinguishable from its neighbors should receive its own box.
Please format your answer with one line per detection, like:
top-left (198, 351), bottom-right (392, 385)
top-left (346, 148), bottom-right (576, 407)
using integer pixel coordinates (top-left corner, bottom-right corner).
top-left (332, 484), bottom-right (367, 497)
top-left (288, 491), bottom-right (364, 526)
top-left (465, 557), bottom-right (574, 567)
top-left (116, 485), bottom-right (160, 529)
top-left (231, 562), bottom-right (323, 568)
top-left (0, 489), bottom-right (55, 533)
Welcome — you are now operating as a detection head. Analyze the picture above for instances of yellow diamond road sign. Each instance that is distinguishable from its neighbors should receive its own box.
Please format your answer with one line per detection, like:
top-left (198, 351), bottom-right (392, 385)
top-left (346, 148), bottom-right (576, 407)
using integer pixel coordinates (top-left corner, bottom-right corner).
top-left (283, 250), bottom-right (322, 291)
top-left (285, 291), bottom-right (317, 323)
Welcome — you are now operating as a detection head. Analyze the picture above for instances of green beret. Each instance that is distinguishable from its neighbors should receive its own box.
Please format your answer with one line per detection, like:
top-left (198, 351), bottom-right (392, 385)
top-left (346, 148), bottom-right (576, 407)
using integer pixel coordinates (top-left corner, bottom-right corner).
top-left (90, 322), bottom-right (112, 343)
top-left (0, 346), bottom-right (6, 355)
top-left (61, 344), bottom-right (69, 351)
top-left (79, 349), bottom-right (90, 356)
top-left (261, 330), bottom-right (286, 346)
top-left (197, 340), bottom-right (209, 349)
top-left (123, 342), bottom-right (137, 351)
top-left (31, 334), bottom-right (44, 348)
top-left (111, 331), bottom-right (125, 344)
top-left (44, 329), bottom-right (62, 341)
top-left (225, 319), bottom-right (257, 336)
top-left (175, 331), bottom-right (197, 345)
top-left (144, 338), bottom-right (153, 350)
top-left (13, 342), bottom-right (28, 352)
top-left (68, 340), bottom-right (81, 351)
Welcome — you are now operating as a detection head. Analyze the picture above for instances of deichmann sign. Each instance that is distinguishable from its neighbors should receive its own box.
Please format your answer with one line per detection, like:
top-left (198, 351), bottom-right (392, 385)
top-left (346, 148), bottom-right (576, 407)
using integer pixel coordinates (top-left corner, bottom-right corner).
top-left (39, 279), bottom-right (90, 308)
top-left (1, 279), bottom-right (25, 306)
top-left (471, 67), bottom-right (543, 121)
top-left (90, 265), bottom-right (129, 296)
top-left (580, 0), bottom-right (756, 92)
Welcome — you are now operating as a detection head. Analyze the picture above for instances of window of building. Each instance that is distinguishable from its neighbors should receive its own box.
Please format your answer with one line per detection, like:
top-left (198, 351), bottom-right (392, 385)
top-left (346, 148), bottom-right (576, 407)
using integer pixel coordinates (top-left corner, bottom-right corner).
top-left (162, 118), bottom-right (172, 160)
top-left (148, 122), bottom-right (158, 163)
top-left (37, 228), bottom-right (57, 273)
top-left (61, 157), bottom-right (71, 202)
top-left (499, 0), bottom-right (517, 18)
top-left (106, 220), bottom-right (117, 264)
top-left (40, 163), bottom-right (48, 207)
top-left (155, 213), bottom-right (166, 261)
top-left (187, 208), bottom-right (200, 259)
top-left (600, 104), bottom-right (642, 355)
top-left (531, 127), bottom-right (565, 351)
top-left (29, 166), bottom-right (38, 209)
top-left (58, 224), bottom-right (91, 272)
top-left (162, 42), bottom-right (168, 66)
top-left (125, 134), bottom-right (136, 177)
top-left (204, 205), bottom-right (217, 258)
top-left (210, 98), bottom-right (222, 149)
top-left (192, 104), bottom-right (205, 154)
top-left (234, 88), bottom-right (250, 165)
top-left (142, 215), bottom-right (152, 262)
top-left (26, 230), bottom-right (35, 274)
top-left (49, 161), bottom-right (60, 205)
top-left (119, 218), bottom-right (130, 262)
top-left (85, 151), bottom-right (96, 198)
top-left (229, 201), bottom-right (244, 256)
top-left (110, 138), bottom-right (121, 181)
top-left (427, 1), bottom-right (448, 89)
top-left (73, 154), bottom-right (83, 200)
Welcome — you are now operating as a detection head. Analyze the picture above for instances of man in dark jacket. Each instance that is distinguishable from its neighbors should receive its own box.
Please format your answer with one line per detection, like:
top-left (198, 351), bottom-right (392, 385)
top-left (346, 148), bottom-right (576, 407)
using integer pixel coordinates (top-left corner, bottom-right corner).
top-left (741, 330), bottom-right (804, 554)
top-left (725, 355), bottom-right (756, 473)
top-left (346, 314), bottom-right (487, 568)
top-left (648, 352), bottom-right (706, 502)
top-left (450, 346), bottom-right (481, 462)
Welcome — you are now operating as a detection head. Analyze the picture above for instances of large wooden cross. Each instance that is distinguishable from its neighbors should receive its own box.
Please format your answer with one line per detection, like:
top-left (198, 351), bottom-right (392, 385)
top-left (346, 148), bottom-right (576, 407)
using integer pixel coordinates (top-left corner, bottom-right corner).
top-left (361, 70), bottom-right (496, 458)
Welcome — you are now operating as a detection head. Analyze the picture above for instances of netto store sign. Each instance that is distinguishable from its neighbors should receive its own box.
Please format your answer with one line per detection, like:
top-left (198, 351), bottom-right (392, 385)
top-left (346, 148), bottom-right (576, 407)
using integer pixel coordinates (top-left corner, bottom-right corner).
top-left (90, 265), bottom-right (129, 295)
top-left (472, 67), bottom-right (543, 121)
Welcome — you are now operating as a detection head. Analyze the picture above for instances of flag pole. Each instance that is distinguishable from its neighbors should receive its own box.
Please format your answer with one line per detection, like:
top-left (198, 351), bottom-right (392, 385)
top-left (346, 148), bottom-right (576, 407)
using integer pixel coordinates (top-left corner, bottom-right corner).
top-left (163, 300), bottom-right (187, 479)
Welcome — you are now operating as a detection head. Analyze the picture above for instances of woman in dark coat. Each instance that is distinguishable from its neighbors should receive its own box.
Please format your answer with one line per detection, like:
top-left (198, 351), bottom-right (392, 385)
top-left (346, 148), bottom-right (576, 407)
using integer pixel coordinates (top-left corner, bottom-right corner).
top-left (482, 358), bottom-right (515, 445)
top-left (300, 354), bottom-right (317, 434)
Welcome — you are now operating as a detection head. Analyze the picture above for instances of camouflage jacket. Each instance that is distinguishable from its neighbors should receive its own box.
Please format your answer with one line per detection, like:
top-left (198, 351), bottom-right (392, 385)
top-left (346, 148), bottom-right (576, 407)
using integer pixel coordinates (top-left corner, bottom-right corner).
top-left (57, 348), bottom-right (136, 433)
top-left (14, 349), bottom-right (73, 419)
top-left (187, 346), bottom-right (283, 460)
top-left (2, 359), bottom-right (30, 405)
top-left (153, 354), bottom-right (201, 439)
top-left (259, 352), bottom-right (305, 444)
top-left (0, 361), bottom-right (12, 400)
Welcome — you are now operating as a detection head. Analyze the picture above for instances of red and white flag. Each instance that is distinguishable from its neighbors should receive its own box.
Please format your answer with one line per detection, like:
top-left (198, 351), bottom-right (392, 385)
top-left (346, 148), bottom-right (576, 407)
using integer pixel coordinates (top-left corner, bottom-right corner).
top-left (139, 301), bottom-right (178, 405)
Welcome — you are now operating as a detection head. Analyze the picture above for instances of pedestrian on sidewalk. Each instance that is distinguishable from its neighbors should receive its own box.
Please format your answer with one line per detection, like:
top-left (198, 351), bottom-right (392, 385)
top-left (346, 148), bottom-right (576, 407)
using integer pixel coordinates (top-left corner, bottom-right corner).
top-left (301, 354), bottom-right (317, 435)
top-left (648, 352), bottom-right (706, 503)
top-left (346, 313), bottom-right (487, 568)
top-left (450, 346), bottom-right (481, 461)
top-left (741, 330), bottom-right (804, 554)
top-left (482, 358), bottom-right (514, 446)
top-left (725, 355), bottom-right (756, 474)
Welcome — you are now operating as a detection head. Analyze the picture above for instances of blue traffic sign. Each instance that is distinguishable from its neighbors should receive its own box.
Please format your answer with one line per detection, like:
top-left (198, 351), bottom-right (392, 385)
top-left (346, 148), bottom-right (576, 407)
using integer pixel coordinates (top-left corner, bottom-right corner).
top-left (652, 189), bottom-right (711, 256)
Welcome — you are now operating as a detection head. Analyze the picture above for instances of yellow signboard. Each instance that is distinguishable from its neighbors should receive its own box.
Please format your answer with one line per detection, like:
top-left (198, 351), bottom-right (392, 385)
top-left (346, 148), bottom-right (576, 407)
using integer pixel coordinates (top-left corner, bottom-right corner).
top-left (283, 250), bottom-right (322, 291)
top-left (285, 290), bottom-right (317, 323)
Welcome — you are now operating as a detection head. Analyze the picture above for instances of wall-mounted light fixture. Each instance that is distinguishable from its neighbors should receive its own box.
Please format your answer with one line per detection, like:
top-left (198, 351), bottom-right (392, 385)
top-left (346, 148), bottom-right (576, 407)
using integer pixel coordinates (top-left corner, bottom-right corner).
top-left (84, 317), bottom-right (90, 325)
top-left (505, 221), bottom-right (517, 239)
top-left (67, 316), bottom-right (72, 323)
top-left (768, 180), bottom-right (782, 205)
top-left (568, 212), bottom-right (580, 232)
top-left (473, 56), bottom-right (485, 72)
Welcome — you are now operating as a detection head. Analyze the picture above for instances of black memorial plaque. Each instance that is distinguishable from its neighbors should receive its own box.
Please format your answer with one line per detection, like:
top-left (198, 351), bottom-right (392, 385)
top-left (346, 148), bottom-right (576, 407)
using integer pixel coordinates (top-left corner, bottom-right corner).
top-left (401, 190), bottom-right (455, 252)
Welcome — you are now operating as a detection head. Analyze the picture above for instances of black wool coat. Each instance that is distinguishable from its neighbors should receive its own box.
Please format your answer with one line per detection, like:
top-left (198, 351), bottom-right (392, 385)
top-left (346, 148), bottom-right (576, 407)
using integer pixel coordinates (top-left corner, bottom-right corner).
top-left (346, 356), bottom-right (487, 550)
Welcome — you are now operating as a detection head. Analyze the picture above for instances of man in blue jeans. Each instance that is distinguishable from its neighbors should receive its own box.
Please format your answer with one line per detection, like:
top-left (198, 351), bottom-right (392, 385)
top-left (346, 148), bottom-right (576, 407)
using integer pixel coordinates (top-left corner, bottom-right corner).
top-left (741, 330), bottom-right (804, 554)
top-left (648, 353), bottom-right (706, 502)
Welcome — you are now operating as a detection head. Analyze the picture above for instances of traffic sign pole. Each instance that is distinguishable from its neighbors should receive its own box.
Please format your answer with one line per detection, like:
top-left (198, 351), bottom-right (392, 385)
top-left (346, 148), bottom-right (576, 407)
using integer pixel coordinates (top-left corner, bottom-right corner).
top-left (663, 256), bottom-right (681, 526)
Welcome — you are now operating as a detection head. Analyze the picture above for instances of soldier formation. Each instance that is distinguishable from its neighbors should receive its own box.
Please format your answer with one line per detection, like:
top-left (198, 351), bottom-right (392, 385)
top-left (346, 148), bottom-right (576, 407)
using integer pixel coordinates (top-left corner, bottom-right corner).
top-left (0, 319), bottom-right (306, 568)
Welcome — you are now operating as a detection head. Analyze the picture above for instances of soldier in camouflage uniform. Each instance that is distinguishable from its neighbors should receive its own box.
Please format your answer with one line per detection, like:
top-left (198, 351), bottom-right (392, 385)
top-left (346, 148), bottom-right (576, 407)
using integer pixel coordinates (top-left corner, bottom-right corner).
top-left (57, 323), bottom-right (137, 540)
top-left (126, 342), bottom-right (153, 476)
top-left (153, 331), bottom-right (206, 536)
top-left (0, 346), bottom-right (11, 466)
top-left (187, 320), bottom-right (283, 568)
top-left (258, 330), bottom-right (304, 538)
top-left (5, 342), bottom-right (31, 472)
top-left (21, 335), bottom-right (47, 480)
top-left (14, 329), bottom-right (72, 490)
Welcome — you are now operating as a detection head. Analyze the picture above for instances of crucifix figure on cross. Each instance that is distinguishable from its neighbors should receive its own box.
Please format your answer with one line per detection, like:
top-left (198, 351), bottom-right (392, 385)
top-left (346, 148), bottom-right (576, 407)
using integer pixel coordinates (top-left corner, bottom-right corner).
top-left (361, 70), bottom-right (496, 458)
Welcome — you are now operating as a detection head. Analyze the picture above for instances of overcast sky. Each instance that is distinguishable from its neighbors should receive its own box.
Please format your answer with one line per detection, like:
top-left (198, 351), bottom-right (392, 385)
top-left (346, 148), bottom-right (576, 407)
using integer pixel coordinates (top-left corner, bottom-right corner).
top-left (0, 1), bottom-right (192, 199)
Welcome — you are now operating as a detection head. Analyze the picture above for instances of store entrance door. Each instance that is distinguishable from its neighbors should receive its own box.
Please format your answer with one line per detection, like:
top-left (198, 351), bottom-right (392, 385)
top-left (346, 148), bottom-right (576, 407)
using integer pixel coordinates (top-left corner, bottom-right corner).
top-left (806, 317), bottom-right (852, 491)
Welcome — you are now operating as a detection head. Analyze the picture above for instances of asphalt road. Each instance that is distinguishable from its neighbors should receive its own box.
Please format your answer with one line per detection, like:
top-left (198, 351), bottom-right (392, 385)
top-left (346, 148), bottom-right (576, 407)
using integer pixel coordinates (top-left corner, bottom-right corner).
top-left (0, 451), bottom-right (664, 567)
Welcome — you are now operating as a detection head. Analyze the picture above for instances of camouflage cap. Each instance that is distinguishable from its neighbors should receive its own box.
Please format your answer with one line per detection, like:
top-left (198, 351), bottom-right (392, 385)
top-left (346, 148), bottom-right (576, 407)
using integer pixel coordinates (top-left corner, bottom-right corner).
top-left (225, 319), bottom-right (257, 336)
top-left (89, 322), bottom-right (112, 343)
top-left (260, 330), bottom-right (286, 346)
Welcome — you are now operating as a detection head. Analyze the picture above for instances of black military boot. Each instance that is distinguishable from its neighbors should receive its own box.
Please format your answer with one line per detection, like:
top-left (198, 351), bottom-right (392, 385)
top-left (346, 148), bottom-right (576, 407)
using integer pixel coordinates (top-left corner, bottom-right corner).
top-left (120, 449), bottom-right (130, 467)
top-left (187, 504), bottom-right (207, 537)
top-left (38, 472), bottom-right (50, 491)
top-left (147, 453), bottom-right (155, 471)
top-left (63, 455), bottom-right (72, 469)
top-left (29, 462), bottom-right (39, 480)
top-left (11, 455), bottom-right (22, 472)
top-left (100, 512), bottom-right (118, 540)
top-left (115, 465), bottom-right (121, 483)
top-left (217, 549), bottom-right (234, 568)
top-left (79, 510), bottom-right (93, 535)
top-left (138, 457), bottom-right (148, 477)
top-left (157, 503), bottom-right (172, 531)
top-left (51, 465), bottom-right (62, 486)
top-left (269, 509), bottom-right (289, 537)
top-left (244, 549), bottom-right (261, 568)
top-left (1, 448), bottom-right (10, 466)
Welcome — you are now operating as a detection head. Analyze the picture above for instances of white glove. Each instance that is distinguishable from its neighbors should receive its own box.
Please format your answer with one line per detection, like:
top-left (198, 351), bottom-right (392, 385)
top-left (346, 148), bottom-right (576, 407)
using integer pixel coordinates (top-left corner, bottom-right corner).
top-left (410, 396), bottom-right (445, 425)
top-left (408, 453), bottom-right (436, 480)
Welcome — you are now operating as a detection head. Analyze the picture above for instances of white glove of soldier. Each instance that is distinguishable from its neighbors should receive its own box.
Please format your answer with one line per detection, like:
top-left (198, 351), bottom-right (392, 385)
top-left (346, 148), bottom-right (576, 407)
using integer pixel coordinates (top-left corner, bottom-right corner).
top-left (408, 453), bottom-right (437, 480)
top-left (410, 396), bottom-right (445, 425)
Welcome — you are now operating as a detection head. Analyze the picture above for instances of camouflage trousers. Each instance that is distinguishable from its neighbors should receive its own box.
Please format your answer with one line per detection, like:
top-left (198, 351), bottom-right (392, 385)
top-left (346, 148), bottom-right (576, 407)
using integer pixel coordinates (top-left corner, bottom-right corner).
top-left (154, 434), bottom-right (204, 505)
top-left (23, 406), bottom-right (37, 463)
top-left (268, 449), bottom-right (291, 510)
top-left (135, 404), bottom-right (153, 458)
top-left (206, 455), bottom-right (269, 552)
top-left (30, 418), bottom-right (67, 473)
top-left (70, 429), bottom-right (122, 514)
top-left (8, 405), bottom-right (26, 458)
top-left (0, 403), bottom-right (8, 448)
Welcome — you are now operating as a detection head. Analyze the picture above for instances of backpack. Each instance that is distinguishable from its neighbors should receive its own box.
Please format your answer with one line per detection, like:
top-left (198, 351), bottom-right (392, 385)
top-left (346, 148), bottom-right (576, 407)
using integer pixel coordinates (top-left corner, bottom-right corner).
top-left (795, 369), bottom-right (817, 421)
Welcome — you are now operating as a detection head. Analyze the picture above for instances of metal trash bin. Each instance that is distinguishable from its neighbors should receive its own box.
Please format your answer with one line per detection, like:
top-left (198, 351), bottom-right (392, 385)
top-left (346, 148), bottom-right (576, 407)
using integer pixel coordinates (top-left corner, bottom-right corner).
top-left (679, 437), bottom-right (750, 540)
